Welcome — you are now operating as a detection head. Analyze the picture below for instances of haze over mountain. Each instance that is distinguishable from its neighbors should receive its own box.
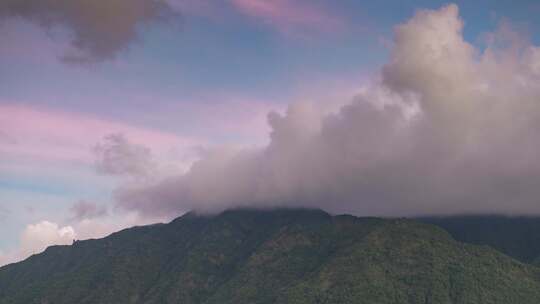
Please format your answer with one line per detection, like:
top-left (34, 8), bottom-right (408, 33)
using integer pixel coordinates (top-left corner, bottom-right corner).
top-left (3, 208), bottom-right (540, 304)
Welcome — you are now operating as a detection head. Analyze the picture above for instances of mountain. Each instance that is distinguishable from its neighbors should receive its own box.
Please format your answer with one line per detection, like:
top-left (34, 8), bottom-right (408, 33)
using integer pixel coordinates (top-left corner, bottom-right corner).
top-left (420, 215), bottom-right (540, 264)
top-left (2, 208), bottom-right (540, 304)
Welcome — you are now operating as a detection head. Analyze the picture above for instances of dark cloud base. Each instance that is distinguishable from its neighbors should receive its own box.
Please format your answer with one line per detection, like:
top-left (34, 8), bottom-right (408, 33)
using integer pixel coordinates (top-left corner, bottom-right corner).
top-left (0, 0), bottom-right (178, 63)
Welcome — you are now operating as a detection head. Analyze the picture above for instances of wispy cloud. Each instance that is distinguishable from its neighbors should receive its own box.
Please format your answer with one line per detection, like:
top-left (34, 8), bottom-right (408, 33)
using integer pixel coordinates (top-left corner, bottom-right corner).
top-left (0, 104), bottom-right (201, 170)
top-left (167, 0), bottom-right (224, 19)
top-left (229, 0), bottom-right (346, 37)
top-left (0, 206), bottom-right (9, 222)
top-left (94, 133), bottom-right (155, 178)
top-left (69, 201), bottom-right (108, 221)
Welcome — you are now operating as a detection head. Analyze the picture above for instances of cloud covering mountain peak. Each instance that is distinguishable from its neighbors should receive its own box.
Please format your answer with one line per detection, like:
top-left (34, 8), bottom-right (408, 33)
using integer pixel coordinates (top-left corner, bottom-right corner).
top-left (115, 4), bottom-right (540, 217)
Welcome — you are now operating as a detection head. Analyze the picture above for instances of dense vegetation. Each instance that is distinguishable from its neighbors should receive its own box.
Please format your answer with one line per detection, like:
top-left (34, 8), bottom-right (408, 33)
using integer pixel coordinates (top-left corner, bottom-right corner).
top-left (420, 215), bottom-right (540, 263)
top-left (1, 209), bottom-right (540, 303)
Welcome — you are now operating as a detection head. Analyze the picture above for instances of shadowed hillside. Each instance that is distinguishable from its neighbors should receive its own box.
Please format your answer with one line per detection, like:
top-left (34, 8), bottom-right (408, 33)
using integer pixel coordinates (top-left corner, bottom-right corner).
top-left (420, 216), bottom-right (540, 263)
top-left (2, 209), bottom-right (540, 304)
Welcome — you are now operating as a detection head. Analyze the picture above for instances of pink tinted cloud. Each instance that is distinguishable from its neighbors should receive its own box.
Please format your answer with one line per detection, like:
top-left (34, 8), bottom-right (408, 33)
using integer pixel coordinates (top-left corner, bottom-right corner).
top-left (229, 0), bottom-right (346, 36)
top-left (0, 104), bottom-right (203, 168)
top-left (168, 0), bottom-right (225, 19)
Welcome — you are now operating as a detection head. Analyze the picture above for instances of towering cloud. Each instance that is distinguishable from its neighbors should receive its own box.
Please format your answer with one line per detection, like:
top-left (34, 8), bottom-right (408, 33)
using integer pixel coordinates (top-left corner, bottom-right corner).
top-left (115, 4), bottom-right (540, 217)
top-left (0, 0), bottom-right (177, 62)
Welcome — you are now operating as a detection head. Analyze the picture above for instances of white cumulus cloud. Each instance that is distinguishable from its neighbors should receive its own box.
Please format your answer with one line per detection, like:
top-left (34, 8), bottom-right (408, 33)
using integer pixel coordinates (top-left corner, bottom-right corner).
top-left (112, 4), bottom-right (540, 218)
top-left (0, 221), bottom-right (75, 266)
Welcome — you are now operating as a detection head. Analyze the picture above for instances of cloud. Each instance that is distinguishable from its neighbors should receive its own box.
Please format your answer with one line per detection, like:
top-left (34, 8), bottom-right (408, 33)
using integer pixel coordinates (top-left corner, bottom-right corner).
top-left (69, 201), bottom-right (108, 221)
top-left (167, 0), bottom-right (224, 19)
top-left (229, 0), bottom-right (345, 37)
top-left (0, 206), bottom-right (9, 221)
top-left (0, 210), bottom-right (164, 266)
top-left (0, 104), bottom-right (201, 174)
top-left (0, 221), bottom-right (75, 266)
top-left (20, 221), bottom-right (76, 255)
top-left (0, 0), bottom-right (178, 63)
top-left (72, 211), bottom-right (161, 241)
top-left (0, 131), bottom-right (15, 145)
top-left (94, 133), bottom-right (154, 178)
top-left (169, 0), bottom-right (346, 37)
top-left (0, 221), bottom-right (74, 266)
top-left (113, 4), bottom-right (540, 218)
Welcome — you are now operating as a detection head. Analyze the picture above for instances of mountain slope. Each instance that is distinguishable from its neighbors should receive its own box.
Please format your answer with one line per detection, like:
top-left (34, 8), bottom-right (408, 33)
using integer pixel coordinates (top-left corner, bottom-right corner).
top-left (1, 209), bottom-right (540, 304)
top-left (419, 215), bottom-right (540, 263)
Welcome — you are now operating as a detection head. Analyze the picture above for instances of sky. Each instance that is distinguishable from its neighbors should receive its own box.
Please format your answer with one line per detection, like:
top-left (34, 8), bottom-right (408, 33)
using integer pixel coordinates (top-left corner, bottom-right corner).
top-left (1, 0), bottom-right (540, 266)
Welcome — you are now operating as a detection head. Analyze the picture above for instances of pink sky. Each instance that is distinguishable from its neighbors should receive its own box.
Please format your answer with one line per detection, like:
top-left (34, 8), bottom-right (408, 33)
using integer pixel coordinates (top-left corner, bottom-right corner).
top-left (0, 103), bottom-right (202, 167)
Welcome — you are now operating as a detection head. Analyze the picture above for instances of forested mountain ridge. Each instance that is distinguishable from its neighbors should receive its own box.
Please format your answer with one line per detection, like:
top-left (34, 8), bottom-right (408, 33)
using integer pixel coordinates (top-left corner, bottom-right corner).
top-left (420, 215), bottom-right (540, 263)
top-left (1, 208), bottom-right (540, 304)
